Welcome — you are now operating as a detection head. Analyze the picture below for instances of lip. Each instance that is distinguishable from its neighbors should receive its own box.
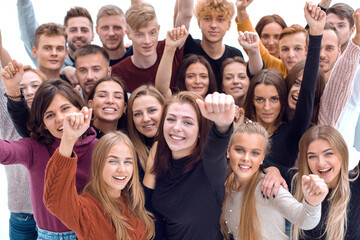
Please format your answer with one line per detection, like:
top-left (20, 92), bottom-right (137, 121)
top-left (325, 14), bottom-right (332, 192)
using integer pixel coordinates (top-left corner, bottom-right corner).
top-left (103, 107), bottom-right (117, 114)
top-left (261, 113), bottom-right (274, 118)
top-left (238, 164), bottom-right (251, 172)
top-left (113, 176), bottom-right (127, 183)
top-left (142, 45), bottom-right (153, 51)
top-left (49, 60), bottom-right (59, 64)
top-left (170, 134), bottom-right (184, 142)
top-left (57, 125), bottom-right (63, 132)
top-left (142, 123), bottom-right (155, 130)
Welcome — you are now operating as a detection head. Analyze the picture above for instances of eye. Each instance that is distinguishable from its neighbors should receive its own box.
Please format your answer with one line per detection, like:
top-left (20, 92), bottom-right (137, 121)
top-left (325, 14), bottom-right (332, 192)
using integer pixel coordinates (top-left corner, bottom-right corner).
top-left (81, 28), bottom-right (89, 33)
top-left (94, 67), bottom-right (101, 72)
top-left (186, 74), bottom-right (195, 79)
top-left (274, 34), bottom-right (280, 40)
top-left (261, 34), bottom-right (269, 39)
top-left (217, 17), bottom-right (224, 22)
top-left (134, 112), bottom-right (142, 117)
top-left (62, 106), bottom-right (71, 112)
top-left (97, 94), bottom-right (106, 98)
top-left (78, 68), bottom-right (87, 73)
top-left (115, 95), bottom-right (123, 100)
top-left (326, 46), bottom-right (334, 51)
top-left (255, 97), bottom-right (264, 103)
top-left (57, 47), bottom-right (64, 51)
top-left (101, 26), bottom-right (109, 30)
top-left (136, 33), bottom-right (143, 37)
top-left (204, 17), bottom-right (211, 22)
top-left (224, 75), bottom-right (233, 80)
top-left (166, 117), bottom-right (175, 122)
top-left (149, 108), bottom-right (157, 113)
top-left (124, 160), bottom-right (133, 164)
top-left (270, 97), bottom-right (279, 103)
top-left (295, 47), bottom-right (302, 51)
top-left (251, 151), bottom-right (260, 156)
top-left (308, 155), bottom-right (317, 159)
top-left (325, 152), bottom-right (333, 156)
top-left (45, 113), bottom-right (54, 119)
top-left (150, 31), bottom-right (156, 35)
top-left (184, 121), bottom-right (193, 126)
top-left (113, 26), bottom-right (122, 31)
top-left (200, 74), bottom-right (208, 79)
top-left (109, 159), bottom-right (119, 164)
top-left (294, 80), bottom-right (301, 86)
top-left (281, 47), bottom-right (289, 52)
top-left (235, 148), bottom-right (244, 153)
top-left (32, 84), bottom-right (40, 88)
top-left (44, 46), bottom-right (50, 51)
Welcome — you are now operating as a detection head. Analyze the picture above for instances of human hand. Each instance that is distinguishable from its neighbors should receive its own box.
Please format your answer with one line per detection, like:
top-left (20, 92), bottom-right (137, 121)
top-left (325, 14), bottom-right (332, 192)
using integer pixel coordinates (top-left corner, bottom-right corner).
top-left (165, 25), bottom-right (189, 50)
top-left (62, 107), bottom-right (92, 143)
top-left (236, 0), bottom-right (254, 12)
top-left (304, 1), bottom-right (326, 36)
top-left (261, 166), bottom-right (288, 199)
top-left (233, 107), bottom-right (245, 130)
top-left (0, 60), bottom-right (24, 96)
top-left (238, 31), bottom-right (259, 53)
top-left (196, 92), bottom-right (235, 133)
top-left (60, 66), bottom-right (78, 87)
top-left (302, 174), bottom-right (329, 206)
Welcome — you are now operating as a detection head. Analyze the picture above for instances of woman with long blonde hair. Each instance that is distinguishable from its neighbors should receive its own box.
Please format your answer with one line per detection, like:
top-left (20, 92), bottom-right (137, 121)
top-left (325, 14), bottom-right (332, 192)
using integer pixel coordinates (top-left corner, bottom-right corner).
top-left (221, 122), bottom-right (328, 240)
top-left (44, 109), bottom-right (154, 240)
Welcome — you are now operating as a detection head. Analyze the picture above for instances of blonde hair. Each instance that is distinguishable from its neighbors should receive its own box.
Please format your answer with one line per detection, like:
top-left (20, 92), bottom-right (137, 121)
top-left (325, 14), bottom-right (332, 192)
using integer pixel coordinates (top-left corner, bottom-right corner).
top-left (125, 3), bottom-right (157, 31)
top-left (221, 122), bottom-right (269, 240)
top-left (195, 0), bottom-right (235, 20)
top-left (96, 5), bottom-right (125, 26)
top-left (291, 125), bottom-right (349, 240)
top-left (84, 131), bottom-right (154, 240)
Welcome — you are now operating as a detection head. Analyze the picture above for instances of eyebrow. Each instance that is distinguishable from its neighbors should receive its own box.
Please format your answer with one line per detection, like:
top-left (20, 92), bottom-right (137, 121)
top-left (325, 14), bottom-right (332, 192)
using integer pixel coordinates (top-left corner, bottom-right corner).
top-left (107, 155), bottom-right (133, 160)
top-left (96, 90), bottom-right (124, 95)
top-left (44, 103), bottom-right (70, 115)
top-left (307, 148), bottom-right (332, 155)
top-left (233, 145), bottom-right (263, 152)
top-left (167, 113), bottom-right (195, 120)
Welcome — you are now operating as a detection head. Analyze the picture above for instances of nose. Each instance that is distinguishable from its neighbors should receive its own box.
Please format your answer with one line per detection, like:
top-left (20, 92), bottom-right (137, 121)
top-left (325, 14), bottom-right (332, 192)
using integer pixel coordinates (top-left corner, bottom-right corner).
top-left (317, 155), bottom-right (327, 167)
top-left (117, 162), bottom-right (125, 172)
top-left (268, 36), bottom-right (276, 45)
top-left (244, 152), bottom-right (250, 161)
top-left (51, 48), bottom-right (57, 56)
top-left (194, 75), bottom-right (201, 84)
top-left (56, 112), bottom-right (65, 123)
top-left (27, 87), bottom-right (35, 96)
top-left (210, 18), bottom-right (217, 28)
top-left (108, 27), bottom-right (115, 36)
top-left (288, 49), bottom-right (295, 58)
top-left (87, 70), bottom-right (94, 80)
top-left (320, 48), bottom-right (326, 59)
top-left (264, 100), bottom-right (271, 110)
top-left (143, 34), bottom-right (151, 44)
top-left (106, 94), bottom-right (114, 104)
top-left (143, 112), bottom-right (151, 122)
top-left (173, 120), bottom-right (182, 132)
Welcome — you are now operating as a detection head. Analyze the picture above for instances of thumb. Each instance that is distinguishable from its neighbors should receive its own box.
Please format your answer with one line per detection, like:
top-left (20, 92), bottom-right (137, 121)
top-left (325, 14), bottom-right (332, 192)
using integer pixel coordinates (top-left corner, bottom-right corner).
top-left (196, 98), bottom-right (207, 117)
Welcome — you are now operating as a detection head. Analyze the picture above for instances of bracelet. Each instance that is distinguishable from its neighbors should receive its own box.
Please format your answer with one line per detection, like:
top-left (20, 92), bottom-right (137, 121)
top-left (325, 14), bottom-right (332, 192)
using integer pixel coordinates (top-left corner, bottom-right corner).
top-left (4, 93), bottom-right (22, 100)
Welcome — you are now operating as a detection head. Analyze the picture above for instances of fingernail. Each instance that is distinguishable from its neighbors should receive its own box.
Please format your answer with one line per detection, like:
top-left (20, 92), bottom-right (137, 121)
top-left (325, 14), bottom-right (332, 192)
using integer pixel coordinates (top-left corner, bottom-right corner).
top-left (85, 115), bottom-right (89, 119)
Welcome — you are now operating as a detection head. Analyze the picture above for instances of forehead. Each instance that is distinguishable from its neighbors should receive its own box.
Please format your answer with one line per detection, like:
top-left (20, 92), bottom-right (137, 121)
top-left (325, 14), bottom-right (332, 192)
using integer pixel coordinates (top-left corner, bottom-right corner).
top-left (167, 102), bottom-right (197, 118)
top-left (326, 13), bottom-right (350, 25)
top-left (108, 142), bottom-right (133, 158)
top-left (254, 84), bottom-right (279, 96)
top-left (186, 62), bottom-right (208, 72)
top-left (67, 16), bottom-right (92, 29)
top-left (261, 22), bottom-right (283, 33)
top-left (308, 138), bottom-right (332, 152)
top-left (20, 71), bottom-right (43, 85)
top-left (46, 93), bottom-right (73, 110)
top-left (232, 132), bottom-right (266, 149)
top-left (132, 18), bottom-right (159, 32)
top-left (322, 29), bottom-right (339, 45)
top-left (133, 94), bottom-right (161, 108)
top-left (97, 15), bottom-right (125, 26)
top-left (224, 62), bottom-right (246, 72)
top-left (279, 32), bottom-right (306, 47)
top-left (95, 81), bottom-right (124, 93)
top-left (76, 53), bottom-right (107, 67)
top-left (38, 35), bottom-right (66, 46)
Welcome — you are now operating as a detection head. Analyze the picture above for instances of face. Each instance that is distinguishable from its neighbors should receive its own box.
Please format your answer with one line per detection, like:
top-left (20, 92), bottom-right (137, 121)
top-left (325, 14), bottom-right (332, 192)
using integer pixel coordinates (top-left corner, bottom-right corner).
top-left (260, 22), bottom-right (283, 57)
top-left (307, 139), bottom-right (342, 189)
top-left (229, 133), bottom-right (266, 188)
top-left (198, 14), bottom-right (231, 44)
top-left (76, 53), bottom-right (111, 96)
top-left (127, 19), bottom-right (159, 58)
top-left (132, 95), bottom-right (163, 138)
top-left (222, 62), bottom-right (250, 103)
top-left (43, 93), bottom-right (80, 139)
top-left (184, 62), bottom-right (210, 97)
top-left (96, 15), bottom-right (127, 51)
top-left (164, 102), bottom-right (199, 159)
top-left (32, 35), bottom-right (67, 72)
top-left (279, 32), bottom-right (307, 71)
top-left (254, 84), bottom-right (281, 127)
top-left (288, 72), bottom-right (303, 110)
top-left (66, 17), bottom-right (94, 52)
top-left (102, 142), bottom-right (134, 198)
top-left (320, 30), bottom-right (341, 74)
top-left (326, 13), bottom-right (355, 48)
top-left (19, 71), bottom-right (43, 108)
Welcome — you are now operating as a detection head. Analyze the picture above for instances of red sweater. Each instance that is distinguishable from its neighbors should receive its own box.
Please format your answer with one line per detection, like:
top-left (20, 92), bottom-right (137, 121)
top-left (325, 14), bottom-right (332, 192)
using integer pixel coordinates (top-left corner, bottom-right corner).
top-left (44, 149), bottom-right (147, 240)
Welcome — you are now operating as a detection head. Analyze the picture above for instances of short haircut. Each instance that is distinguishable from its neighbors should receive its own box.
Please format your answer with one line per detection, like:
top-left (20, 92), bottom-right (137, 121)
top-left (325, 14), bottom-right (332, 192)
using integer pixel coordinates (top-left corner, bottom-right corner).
top-left (96, 5), bottom-right (125, 26)
top-left (327, 3), bottom-right (355, 28)
top-left (125, 3), bottom-right (156, 31)
top-left (64, 7), bottom-right (93, 30)
top-left (73, 44), bottom-right (110, 65)
top-left (255, 14), bottom-right (287, 36)
top-left (195, 0), bottom-right (235, 20)
top-left (279, 24), bottom-right (308, 45)
top-left (34, 23), bottom-right (66, 49)
top-left (324, 22), bottom-right (341, 46)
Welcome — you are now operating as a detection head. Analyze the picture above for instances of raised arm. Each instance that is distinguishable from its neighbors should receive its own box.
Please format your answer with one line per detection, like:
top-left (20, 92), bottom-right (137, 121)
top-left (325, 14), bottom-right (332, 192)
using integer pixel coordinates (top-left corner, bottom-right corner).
top-left (0, 31), bottom-right (11, 67)
top-left (155, 25), bottom-right (188, 99)
top-left (238, 31), bottom-right (263, 75)
top-left (174, 0), bottom-right (194, 30)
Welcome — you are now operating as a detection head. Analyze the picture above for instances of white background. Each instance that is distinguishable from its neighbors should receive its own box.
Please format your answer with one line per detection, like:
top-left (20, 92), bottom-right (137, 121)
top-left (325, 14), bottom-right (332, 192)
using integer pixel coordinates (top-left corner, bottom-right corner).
top-left (0, 0), bottom-right (357, 238)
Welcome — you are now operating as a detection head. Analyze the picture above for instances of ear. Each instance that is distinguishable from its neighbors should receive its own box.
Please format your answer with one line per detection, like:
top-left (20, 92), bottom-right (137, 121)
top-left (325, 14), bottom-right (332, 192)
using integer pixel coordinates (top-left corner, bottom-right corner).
top-left (197, 18), bottom-right (201, 28)
top-left (95, 26), bottom-right (99, 35)
top-left (350, 26), bottom-right (355, 35)
top-left (226, 20), bottom-right (231, 31)
top-left (123, 102), bottom-right (127, 114)
top-left (32, 46), bottom-right (38, 59)
top-left (227, 147), bottom-right (230, 159)
top-left (107, 66), bottom-right (112, 75)
top-left (88, 99), bottom-right (93, 108)
top-left (91, 32), bottom-right (95, 42)
top-left (127, 29), bottom-right (133, 41)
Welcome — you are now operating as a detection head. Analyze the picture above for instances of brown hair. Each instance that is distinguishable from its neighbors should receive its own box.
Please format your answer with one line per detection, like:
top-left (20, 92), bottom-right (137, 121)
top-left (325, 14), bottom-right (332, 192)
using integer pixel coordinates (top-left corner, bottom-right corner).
top-left (244, 68), bottom-right (287, 128)
top-left (64, 7), bottom-right (93, 30)
top-left (127, 85), bottom-right (165, 171)
top-left (23, 65), bottom-right (47, 82)
top-left (74, 44), bottom-right (110, 65)
top-left (255, 14), bottom-right (287, 36)
top-left (84, 131), bottom-right (155, 240)
top-left (28, 79), bottom-right (85, 146)
top-left (152, 91), bottom-right (211, 178)
top-left (327, 3), bottom-right (355, 28)
top-left (34, 23), bottom-right (66, 49)
top-left (125, 3), bottom-right (157, 31)
top-left (292, 125), bottom-right (350, 240)
top-left (285, 60), bottom-right (325, 124)
top-left (324, 22), bottom-right (341, 46)
top-left (175, 54), bottom-right (218, 95)
top-left (195, 0), bottom-right (235, 20)
top-left (96, 5), bottom-right (125, 26)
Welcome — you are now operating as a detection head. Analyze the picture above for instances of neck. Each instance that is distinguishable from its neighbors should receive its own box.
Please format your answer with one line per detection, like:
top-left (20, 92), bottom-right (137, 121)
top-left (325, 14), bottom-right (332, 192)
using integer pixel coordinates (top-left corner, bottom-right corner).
top-left (107, 45), bottom-right (126, 60)
top-left (260, 121), bottom-right (277, 136)
top-left (131, 51), bottom-right (157, 69)
top-left (38, 66), bottom-right (60, 79)
top-left (93, 118), bottom-right (118, 134)
top-left (200, 39), bottom-right (225, 59)
top-left (341, 41), bottom-right (349, 53)
top-left (324, 70), bottom-right (331, 84)
top-left (286, 108), bottom-right (295, 122)
top-left (68, 47), bottom-right (75, 60)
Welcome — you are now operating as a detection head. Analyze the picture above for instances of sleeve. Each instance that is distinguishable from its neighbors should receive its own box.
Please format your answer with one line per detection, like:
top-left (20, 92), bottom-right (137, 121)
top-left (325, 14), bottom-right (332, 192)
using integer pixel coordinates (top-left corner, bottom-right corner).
top-left (273, 186), bottom-right (321, 230)
top-left (202, 123), bottom-right (233, 191)
top-left (17, 0), bottom-right (39, 66)
top-left (0, 138), bottom-right (34, 168)
top-left (235, 17), bottom-right (287, 77)
top-left (318, 40), bottom-right (360, 126)
top-left (7, 97), bottom-right (31, 138)
top-left (43, 149), bottom-right (94, 237)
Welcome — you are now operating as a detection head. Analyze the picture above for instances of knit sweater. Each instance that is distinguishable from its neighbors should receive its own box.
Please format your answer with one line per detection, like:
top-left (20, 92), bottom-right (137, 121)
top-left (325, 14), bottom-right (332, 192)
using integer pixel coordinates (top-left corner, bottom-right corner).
top-left (0, 128), bottom-right (97, 232)
top-left (44, 149), bottom-right (147, 240)
top-left (0, 77), bottom-right (32, 213)
top-left (224, 176), bottom-right (321, 240)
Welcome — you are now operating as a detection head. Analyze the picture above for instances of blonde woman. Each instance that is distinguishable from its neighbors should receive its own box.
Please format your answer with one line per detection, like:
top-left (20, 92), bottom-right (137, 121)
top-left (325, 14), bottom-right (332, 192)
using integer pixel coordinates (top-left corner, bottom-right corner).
top-left (221, 122), bottom-right (328, 240)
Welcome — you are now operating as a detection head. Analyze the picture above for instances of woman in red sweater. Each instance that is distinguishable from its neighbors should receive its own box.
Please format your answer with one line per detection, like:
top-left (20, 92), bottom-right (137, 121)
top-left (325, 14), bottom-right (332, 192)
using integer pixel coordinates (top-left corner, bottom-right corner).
top-left (44, 109), bottom-right (155, 240)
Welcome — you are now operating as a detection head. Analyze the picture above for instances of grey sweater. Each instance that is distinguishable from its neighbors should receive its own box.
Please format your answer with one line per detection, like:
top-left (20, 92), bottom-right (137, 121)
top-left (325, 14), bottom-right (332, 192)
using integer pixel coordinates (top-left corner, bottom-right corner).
top-left (0, 76), bottom-right (33, 213)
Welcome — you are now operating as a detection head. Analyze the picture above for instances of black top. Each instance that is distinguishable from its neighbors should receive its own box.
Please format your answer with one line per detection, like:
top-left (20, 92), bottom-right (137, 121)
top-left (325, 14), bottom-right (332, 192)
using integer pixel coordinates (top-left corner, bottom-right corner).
top-left (184, 34), bottom-right (244, 91)
top-left (150, 123), bottom-right (232, 240)
top-left (7, 97), bottom-right (30, 138)
top-left (109, 46), bottom-right (133, 66)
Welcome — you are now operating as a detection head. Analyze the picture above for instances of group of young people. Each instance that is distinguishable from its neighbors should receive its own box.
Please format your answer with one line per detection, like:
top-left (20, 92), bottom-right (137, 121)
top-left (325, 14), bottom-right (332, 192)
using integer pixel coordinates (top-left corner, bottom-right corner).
top-left (0, 0), bottom-right (359, 239)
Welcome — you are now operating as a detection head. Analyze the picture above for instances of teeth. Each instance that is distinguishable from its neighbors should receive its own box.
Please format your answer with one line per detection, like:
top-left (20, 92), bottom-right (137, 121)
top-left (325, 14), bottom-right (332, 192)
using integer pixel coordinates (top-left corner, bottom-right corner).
top-left (144, 124), bottom-right (154, 129)
top-left (58, 127), bottom-right (63, 131)
top-left (292, 95), bottom-right (298, 101)
top-left (114, 176), bottom-right (125, 180)
top-left (318, 168), bottom-right (331, 173)
top-left (171, 135), bottom-right (183, 140)
top-left (104, 108), bottom-right (115, 111)
top-left (239, 165), bottom-right (251, 169)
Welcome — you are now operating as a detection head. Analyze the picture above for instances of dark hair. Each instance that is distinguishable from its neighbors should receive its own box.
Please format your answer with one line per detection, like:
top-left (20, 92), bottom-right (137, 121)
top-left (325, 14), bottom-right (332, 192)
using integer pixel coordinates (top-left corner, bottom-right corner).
top-left (87, 76), bottom-right (128, 131)
top-left (255, 14), bottom-right (287, 36)
top-left (74, 44), bottom-right (110, 65)
top-left (285, 60), bottom-right (325, 124)
top-left (327, 3), bottom-right (355, 28)
top-left (220, 56), bottom-right (248, 86)
top-left (324, 22), bottom-right (341, 46)
top-left (28, 79), bottom-right (85, 145)
top-left (152, 91), bottom-right (211, 178)
top-left (34, 23), bottom-right (66, 49)
top-left (244, 68), bottom-right (287, 128)
top-left (64, 7), bottom-right (93, 30)
top-left (175, 54), bottom-right (217, 95)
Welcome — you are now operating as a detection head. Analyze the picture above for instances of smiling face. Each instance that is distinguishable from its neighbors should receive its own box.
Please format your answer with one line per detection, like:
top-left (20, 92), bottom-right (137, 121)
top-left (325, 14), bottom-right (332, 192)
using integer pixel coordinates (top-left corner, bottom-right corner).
top-left (260, 22), bottom-right (283, 57)
top-left (307, 139), bottom-right (342, 188)
top-left (132, 95), bottom-right (163, 138)
top-left (320, 29), bottom-right (341, 74)
top-left (66, 17), bottom-right (94, 52)
top-left (19, 71), bottom-right (43, 108)
top-left (222, 62), bottom-right (249, 105)
top-left (279, 32), bottom-right (307, 71)
top-left (88, 81), bottom-right (126, 124)
top-left (43, 93), bottom-right (80, 139)
top-left (198, 13), bottom-right (231, 44)
top-left (96, 15), bottom-right (127, 51)
top-left (287, 72), bottom-right (303, 110)
top-left (229, 133), bottom-right (266, 189)
top-left (184, 62), bottom-right (210, 97)
top-left (102, 142), bottom-right (134, 198)
top-left (253, 84), bottom-right (281, 127)
top-left (163, 102), bottom-right (199, 159)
